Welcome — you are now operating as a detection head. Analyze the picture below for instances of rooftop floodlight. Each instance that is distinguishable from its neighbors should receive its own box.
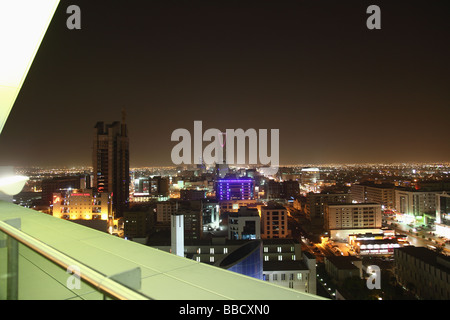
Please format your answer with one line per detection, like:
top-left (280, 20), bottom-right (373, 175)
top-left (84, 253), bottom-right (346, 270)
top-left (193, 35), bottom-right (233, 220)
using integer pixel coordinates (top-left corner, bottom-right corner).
top-left (0, 0), bottom-right (60, 135)
top-left (0, 0), bottom-right (59, 197)
top-left (0, 175), bottom-right (29, 196)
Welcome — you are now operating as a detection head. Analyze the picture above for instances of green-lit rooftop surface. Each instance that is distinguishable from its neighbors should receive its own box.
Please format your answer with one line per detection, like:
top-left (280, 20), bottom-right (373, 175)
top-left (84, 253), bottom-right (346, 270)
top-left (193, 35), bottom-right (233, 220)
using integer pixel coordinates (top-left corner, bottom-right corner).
top-left (0, 201), bottom-right (326, 300)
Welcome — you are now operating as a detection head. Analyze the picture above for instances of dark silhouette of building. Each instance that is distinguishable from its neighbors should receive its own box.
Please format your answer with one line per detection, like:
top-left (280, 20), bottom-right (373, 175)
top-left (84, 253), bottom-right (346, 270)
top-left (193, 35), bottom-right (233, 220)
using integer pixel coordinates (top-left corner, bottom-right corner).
top-left (265, 180), bottom-right (299, 199)
top-left (93, 111), bottom-right (130, 217)
top-left (180, 189), bottom-right (206, 201)
top-left (134, 176), bottom-right (169, 197)
top-left (41, 175), bottom-right (89, 206)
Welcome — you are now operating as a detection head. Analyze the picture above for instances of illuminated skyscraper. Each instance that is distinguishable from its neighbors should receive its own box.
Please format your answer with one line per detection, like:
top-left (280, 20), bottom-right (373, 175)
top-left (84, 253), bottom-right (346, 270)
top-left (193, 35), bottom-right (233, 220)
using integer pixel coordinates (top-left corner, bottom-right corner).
top-left (216, 178), bottom-right (255, 201)
top-left (93, 111), bottom-right (129, 217)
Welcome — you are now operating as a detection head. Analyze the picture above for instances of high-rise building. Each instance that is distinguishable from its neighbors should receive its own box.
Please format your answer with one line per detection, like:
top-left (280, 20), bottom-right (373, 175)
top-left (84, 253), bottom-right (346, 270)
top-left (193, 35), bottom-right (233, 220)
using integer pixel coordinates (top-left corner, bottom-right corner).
top-left (92, 112), bottom-right (129, 217)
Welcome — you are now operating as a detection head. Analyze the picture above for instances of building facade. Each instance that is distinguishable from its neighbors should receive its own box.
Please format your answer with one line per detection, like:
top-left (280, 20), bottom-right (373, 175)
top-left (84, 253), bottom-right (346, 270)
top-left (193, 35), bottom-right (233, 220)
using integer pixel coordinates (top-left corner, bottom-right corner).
top-left (52, 188), bottom-right (111, 221)
top-left (156, 200), bottom-right (178, 223)
top-left (123, 210), bottom-right (152, 239)
top-left (394, 189), bottom-right (438, 224)
top-left (324, 203), bottom-right (382, 241)
top-left (394, 246), bottom-right (450, 300)
top-left (264, 180), bottom-right (299, 200)
top-left (262, 239), bottom-right (316, 294)
top-left (305, 192), bottom-right (351, 223)
top-left (41, 175), bottom-right (89, 206)
top-left (435, 192), bottom-right (450, 238)
top-left (350, 182), bottom-right (395, 210)
top-left (218, 199), bottom-right (257, 213)
top-left (260, 204), bottom-right (289, 239)
top-left (228, 207), bottom-right (261, 240)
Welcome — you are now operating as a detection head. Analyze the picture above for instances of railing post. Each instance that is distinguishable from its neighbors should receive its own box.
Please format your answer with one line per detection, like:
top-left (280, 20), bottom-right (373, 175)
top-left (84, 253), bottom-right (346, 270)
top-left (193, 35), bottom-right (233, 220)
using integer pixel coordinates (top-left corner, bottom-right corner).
top-left (5, 218), bottom-right (21, 300)
top-left (7, 235), bottom-right (18, 300)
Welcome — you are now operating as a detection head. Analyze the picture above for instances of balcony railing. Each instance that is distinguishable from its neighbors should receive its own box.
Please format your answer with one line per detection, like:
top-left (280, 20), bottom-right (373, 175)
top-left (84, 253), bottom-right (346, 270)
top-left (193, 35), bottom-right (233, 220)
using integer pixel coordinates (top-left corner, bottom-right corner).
top-left (0, 218), bottom-right (151, 300)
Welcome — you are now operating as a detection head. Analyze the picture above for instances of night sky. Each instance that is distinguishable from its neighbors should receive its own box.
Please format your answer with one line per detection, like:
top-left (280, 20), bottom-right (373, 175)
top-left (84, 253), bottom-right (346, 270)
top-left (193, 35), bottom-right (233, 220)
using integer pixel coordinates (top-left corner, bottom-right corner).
top-left (0, 0), bottom-right (449, 168)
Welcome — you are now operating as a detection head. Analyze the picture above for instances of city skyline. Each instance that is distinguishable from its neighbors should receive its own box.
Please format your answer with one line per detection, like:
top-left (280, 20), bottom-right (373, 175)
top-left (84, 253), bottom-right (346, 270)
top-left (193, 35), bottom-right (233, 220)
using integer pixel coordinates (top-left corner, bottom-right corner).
top-left (0, 0), bottom-right (449, 168)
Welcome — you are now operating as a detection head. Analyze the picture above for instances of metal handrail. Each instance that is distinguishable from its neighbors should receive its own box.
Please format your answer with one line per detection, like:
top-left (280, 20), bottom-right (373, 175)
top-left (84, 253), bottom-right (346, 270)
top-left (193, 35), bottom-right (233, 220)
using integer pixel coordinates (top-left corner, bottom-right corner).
top-left (0, 219), bottom-right (152, 300)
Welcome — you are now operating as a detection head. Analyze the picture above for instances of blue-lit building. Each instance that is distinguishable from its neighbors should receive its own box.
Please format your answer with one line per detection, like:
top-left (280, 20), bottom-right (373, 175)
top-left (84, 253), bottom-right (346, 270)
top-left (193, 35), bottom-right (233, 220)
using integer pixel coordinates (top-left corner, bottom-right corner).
top-left (217, 240), bottom-right (263, 280)
top-left (216, 178), bottom-right (255, 201)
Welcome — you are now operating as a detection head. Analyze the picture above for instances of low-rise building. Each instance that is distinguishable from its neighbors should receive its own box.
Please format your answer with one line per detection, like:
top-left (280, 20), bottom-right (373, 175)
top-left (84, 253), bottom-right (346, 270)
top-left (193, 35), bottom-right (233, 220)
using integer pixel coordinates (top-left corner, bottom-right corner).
top-left (228, 207), bottom-right (260, 240)
top-left (260, 204), bottom-right (289, 239)
top-left (435, 192), bottom-right (450, 238)
top-left (350, 182), bottom-right (395, 210)
top-left (324, 203), bottom-right (382, 241)
top-left (324, 256), bottom-right (363, 285)
top-left (394, 188), bottom-right (439, 225)
top-left (261, 239), bottom-right (316, 294)
top-left (52, 188), bottom-right (111, 221)
top-left (305, 192), bottom-right (351, 225)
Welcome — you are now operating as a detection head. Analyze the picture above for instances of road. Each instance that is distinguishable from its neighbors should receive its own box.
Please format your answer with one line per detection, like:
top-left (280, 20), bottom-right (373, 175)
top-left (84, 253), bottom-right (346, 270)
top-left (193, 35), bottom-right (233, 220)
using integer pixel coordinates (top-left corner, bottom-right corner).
top-left (288, 207), bottom-right (450, 260)
top-left (384, 217), bottom-right (450, 256)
